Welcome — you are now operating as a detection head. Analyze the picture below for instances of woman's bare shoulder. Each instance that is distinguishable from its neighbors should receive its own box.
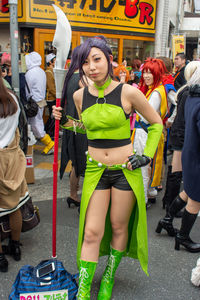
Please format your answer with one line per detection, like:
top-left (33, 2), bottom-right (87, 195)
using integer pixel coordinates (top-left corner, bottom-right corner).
top-left (122, 83), bottom-right (143, 98)
top-left (73, 87), bottom-right (84, 102)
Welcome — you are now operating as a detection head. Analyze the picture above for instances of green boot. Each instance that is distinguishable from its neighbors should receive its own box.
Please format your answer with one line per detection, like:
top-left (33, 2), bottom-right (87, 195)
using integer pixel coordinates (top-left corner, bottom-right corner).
top-left (97, 247), bottom-right (125, 300)
top-left (76, 259), bottom-right (97, 300)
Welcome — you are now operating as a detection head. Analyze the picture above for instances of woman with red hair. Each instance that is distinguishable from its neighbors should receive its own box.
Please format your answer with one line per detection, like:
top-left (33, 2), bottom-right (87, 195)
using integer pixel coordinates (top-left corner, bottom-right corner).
top-left (132, 58), bottom-right (168, 205)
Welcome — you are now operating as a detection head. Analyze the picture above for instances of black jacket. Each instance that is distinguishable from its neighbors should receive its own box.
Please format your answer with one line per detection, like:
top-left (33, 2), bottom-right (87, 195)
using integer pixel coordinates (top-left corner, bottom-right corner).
top-left (169, 86), bottom-right (189, 150)
top-left (182, 85), bottom-right (200, 202)
top-left (60, 73), bottom-right (87, 179)
top-left (174, 66), bottom-right (186, 91)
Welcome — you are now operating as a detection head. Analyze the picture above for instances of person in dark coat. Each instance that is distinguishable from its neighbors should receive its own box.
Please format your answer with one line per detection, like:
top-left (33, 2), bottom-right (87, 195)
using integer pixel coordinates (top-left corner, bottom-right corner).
top-left (160, 85), bottom-right (188, 214)
top-left (173, 52), bottom-right (186, 91)
top-left (177, 83), bottom-right (200, 252)
top-left (156, 61), bottom-right (200, 253)
top-left (60, 46), bottom-right (88, 208)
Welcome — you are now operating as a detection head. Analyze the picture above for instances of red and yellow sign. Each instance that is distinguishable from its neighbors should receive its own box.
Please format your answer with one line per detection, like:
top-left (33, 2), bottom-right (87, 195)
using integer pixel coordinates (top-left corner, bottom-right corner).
top-left (0, 0), bottom-right (24, 21)
top-left (0, 0), bottom-right (156, 34)
top-left (172, 35), bottom-right (185, 61)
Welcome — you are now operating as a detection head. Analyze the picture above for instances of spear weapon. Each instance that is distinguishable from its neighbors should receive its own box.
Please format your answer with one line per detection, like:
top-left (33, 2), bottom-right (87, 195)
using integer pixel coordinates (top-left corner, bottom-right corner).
top-left (52, 4), bottom-right (72, 258)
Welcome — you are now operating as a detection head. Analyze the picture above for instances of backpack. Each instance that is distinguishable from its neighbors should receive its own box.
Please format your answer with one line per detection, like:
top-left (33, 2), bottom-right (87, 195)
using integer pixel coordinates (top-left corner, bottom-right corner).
top-left (9, 259), bottom-right (78, 300)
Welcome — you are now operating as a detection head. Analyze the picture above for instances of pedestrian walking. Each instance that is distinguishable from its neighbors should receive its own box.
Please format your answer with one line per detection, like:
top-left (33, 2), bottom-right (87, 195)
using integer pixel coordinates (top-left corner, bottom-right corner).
top-left (173, 52), bottom-right (186, 91)
top-left (156, 56), bottom-right (177, 191)
top-left (59, 46), bottom-right (88, 208)
top-left (0, 69), bottom-right (30, 272)
top-left (127, 69), bottom-right (140, 87)
top-left (0, 52), bottom-right (28, 154)
top-left (53, 36), bottom-right (163, 299)
top-left (157, 56), bottom-right (177, 128)
top-left (45, 53), bottom-right (56, 138)
top-left (25, 52), bottom-right (54, 155)
top-left (156, 61), bottom-right (200, 253)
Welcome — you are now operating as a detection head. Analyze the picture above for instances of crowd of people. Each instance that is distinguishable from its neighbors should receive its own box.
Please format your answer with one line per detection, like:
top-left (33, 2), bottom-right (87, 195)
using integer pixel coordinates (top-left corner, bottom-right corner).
top-left (0, 36), bottom-right (200, 297)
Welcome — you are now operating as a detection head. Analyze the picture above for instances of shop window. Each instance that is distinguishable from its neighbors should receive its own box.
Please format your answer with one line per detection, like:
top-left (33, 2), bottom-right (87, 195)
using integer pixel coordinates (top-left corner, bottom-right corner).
top-left (123, 39), bottom-right (154, 68)
top-left (80, 36), bottom-right (119, 61)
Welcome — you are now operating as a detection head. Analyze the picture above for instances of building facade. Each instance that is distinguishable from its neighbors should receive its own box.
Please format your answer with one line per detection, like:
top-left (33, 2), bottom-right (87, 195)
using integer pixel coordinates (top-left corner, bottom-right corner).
top-left (0, 0), bottom-right (157, 68)
top-left (154, 0), bottom-right (200, 61)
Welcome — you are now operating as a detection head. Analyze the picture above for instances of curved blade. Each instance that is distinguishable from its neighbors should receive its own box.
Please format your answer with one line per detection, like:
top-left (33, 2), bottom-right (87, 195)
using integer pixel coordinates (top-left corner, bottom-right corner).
top-left (52, 4), bottom-right (72, 70)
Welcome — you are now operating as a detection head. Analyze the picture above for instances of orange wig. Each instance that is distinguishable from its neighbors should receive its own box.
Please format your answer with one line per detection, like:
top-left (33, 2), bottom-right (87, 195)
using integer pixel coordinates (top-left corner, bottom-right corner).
top-left (113, 64), bottom-right (130, 82)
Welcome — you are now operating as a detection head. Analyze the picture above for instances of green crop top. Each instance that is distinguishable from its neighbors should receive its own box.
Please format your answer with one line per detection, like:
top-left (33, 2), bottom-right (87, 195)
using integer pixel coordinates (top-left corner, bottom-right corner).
top-left (81, 84), bottom-right (131, 144)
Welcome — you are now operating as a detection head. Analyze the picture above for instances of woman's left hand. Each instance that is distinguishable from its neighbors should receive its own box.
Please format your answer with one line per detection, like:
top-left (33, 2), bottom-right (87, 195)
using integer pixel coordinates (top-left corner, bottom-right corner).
top-left (126, 157), bottom-right (133, 170)
top-left (126, 154), bottom-right (151, 171)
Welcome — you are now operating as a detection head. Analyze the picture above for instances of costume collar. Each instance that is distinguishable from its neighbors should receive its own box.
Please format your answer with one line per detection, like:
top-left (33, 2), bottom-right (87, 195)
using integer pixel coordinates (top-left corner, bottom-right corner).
top-left (94, 77), bottom-right (112, 98)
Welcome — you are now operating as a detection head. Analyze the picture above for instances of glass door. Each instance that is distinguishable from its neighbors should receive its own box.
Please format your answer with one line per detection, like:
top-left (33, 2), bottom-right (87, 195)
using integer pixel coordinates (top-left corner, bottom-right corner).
top-left (34, 28), bottom-right (79, 69)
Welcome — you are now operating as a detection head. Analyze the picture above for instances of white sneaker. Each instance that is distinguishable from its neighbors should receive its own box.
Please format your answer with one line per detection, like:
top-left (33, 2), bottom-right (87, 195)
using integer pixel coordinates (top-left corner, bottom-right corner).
top-left (46, 147), bottom-right (54, 155)
top-left (148, 188), bottom-right (158, 197)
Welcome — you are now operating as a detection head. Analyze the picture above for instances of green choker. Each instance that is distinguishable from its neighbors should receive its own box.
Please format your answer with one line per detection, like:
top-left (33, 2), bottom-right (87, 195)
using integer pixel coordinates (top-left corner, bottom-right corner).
top-left (94, 77), bottom-right (112, 99)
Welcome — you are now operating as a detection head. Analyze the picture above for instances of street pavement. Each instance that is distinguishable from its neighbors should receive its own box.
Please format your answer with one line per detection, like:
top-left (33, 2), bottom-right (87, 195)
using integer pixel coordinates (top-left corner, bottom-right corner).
top-left (1, 139), bottom-right (200, 299)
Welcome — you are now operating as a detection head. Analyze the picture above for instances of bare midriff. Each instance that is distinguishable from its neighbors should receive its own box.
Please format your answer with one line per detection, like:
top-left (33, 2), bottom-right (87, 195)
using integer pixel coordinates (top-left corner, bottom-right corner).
top-left (88, 143), bottom-right (133, 166)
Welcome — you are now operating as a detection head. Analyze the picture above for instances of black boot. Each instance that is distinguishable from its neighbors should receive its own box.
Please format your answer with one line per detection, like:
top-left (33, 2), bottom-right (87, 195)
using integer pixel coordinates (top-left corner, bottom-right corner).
top-left (162, 168), bottom-right (182, 211)
top-left (162, 165), bottom-right (172, 209)
top-left (156, 195), bottom-right (186, 236)
top-left (0, 253), bottom-right (8, 272)
top-left (175, 209), bottom-right (200, 253)
top-left (3, 239), bottom-right (21, 261)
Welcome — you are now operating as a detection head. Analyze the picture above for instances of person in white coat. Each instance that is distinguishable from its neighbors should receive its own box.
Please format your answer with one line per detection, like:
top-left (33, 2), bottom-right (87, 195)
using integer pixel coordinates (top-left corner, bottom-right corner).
top-left (25, 52), bottom-right (54, 154)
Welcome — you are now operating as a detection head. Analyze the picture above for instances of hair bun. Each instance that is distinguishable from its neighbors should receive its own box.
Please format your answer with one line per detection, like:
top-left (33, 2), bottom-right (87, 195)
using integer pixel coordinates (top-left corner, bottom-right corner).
top-left (94, 35), bottom-right (108, 44)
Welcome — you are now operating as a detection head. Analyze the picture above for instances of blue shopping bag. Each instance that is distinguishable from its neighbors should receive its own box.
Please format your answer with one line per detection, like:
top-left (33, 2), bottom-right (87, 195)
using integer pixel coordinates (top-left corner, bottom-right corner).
top-left (9, 259), bottom-right (78, 300)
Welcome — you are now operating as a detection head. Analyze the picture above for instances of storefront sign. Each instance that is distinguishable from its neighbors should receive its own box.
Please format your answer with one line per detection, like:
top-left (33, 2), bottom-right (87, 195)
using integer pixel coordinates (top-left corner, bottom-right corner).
top-left (0, 0), bottom-right (156, 34)
top-left (0, 0), bottom-right (23, 20)
top-left (20, 290), bottom-right (68, 300)
top-left (172, 35), bottom-right (185, 61)
top-left (0, 0), bottom-right (9, 13)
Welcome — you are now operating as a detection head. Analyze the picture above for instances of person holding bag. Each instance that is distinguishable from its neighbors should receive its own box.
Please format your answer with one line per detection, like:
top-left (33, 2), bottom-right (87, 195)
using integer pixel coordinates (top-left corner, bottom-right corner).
top-left (53, 37), bottom-right (163, 299)
top-left (25, 52), bottom-right (54, 155)
top-left (0, 69), bottom-right (30, 272)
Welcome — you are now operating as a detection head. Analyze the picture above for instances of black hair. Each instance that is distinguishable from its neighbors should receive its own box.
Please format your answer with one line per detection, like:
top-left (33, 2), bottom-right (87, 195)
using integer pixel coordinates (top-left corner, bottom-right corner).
top-left (78, 36), bottom-right (113, 85)
top-left (175, 52), bottom-right (186, 60)
top-left (61, 45), bottom-right (81, 108)
top-left (0, 68), bottom-right (17, 117)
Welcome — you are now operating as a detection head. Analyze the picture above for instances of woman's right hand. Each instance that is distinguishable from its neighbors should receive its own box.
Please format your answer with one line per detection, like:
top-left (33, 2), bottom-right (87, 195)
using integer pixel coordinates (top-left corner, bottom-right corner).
top-left (52, 105), bottom-right (62, 120)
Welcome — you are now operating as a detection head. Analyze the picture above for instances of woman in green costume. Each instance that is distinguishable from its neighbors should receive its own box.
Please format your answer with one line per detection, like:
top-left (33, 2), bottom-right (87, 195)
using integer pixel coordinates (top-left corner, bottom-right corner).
top-left (53, 37), bottom-right (163, 300)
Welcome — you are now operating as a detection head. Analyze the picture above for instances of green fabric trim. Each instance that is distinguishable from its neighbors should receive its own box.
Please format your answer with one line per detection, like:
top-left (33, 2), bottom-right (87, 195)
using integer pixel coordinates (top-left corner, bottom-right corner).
top-left (77, 154), bottom-right (149, 276)
top-left (60, 115), bottom-right (86, 134)
top-left (143, 123), bottom-right (163, 158)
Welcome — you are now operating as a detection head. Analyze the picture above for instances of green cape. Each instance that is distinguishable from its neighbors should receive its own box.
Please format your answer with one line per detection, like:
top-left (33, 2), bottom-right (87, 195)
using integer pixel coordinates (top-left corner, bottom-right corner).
top-left (60, 105), bottom-right (163, 276)
top-left (77, 155), bottom-right (149, 276)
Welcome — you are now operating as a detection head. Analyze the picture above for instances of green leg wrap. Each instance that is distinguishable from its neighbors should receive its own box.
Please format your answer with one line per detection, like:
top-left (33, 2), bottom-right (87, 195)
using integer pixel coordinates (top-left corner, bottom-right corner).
top-left (77, 259), bottom-right (97, 300)
top-left (97, 246), bottom-right (125, 300)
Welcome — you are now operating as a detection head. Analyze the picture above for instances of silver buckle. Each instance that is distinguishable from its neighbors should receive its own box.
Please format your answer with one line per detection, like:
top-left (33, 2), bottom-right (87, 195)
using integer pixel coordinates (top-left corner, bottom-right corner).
top-left (96, 97), bottom-right (106, 104)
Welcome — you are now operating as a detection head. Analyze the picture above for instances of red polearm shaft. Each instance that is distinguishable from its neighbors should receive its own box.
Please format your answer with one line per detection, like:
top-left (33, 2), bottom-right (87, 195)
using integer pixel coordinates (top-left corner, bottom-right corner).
top-left (52, 97), bottom-right (61, 258)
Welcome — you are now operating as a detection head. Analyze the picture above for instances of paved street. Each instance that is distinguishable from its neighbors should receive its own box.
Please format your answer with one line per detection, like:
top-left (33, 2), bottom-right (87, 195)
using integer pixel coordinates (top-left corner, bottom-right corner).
top-left (1, 140), bottom-right (200, 299)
